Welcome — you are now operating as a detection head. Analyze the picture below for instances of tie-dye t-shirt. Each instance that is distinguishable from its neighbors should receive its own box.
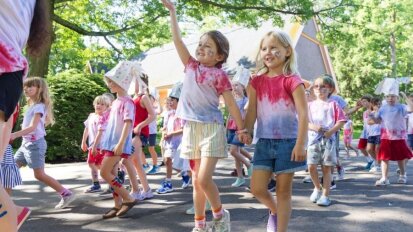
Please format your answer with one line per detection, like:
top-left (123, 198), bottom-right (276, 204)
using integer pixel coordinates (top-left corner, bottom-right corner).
top-left (308, 100), bottom-right (346, 145)
top-left (227, 96), bottom-right (248, 130)
top-left (84, 111), bottom-right (109, 149)
top-left (22, 103), bottom-right (46, 142)
top-left (101, 96), bottom-right (135, 155)
top-left (377, 103), bottom-right (407, 140)
top-left (0, 0), bottom-right (35, 77)
top-left (359, 110), bottom-right (370, 139)
top-left (164, 110), bottom-right (184, 150)
top-left (366, 111), bottom-right (381, 136)
top-left (329, 95), bottom-right (347, 110)
top-left (250, 74), bottom-right (303, 139)
top-left (176, 57), bottom-right (232, 124)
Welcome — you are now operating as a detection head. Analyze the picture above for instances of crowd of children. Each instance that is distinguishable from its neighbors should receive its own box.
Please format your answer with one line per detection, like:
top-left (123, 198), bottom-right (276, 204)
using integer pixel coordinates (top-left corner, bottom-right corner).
top-left (1, 1), bottom-right (413, 232)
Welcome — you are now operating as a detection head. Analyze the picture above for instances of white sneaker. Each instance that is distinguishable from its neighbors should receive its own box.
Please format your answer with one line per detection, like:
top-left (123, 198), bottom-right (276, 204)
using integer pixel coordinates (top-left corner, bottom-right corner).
top-left (302, 176), bottom-right (312, 183)
top-left (375, 178), bottom-right (390, 186)
top-left (210, 209), bottom-right (230, 232)
top-left (192, 227), bottom-right (210, 232)
top-left (231, 178), bottom-right (245, 187)
top-left (316, 195), bottom-right (331, 206)
top-left (55, 192), bottom-right (76, 209)
top-left (397, 175), bottom-right (407, 184)
top-left (310, 188), bottom-right (322, 203)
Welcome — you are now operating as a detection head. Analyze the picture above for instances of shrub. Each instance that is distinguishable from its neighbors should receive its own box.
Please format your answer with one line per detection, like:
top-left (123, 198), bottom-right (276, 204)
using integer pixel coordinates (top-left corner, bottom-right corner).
top-left (46, 70), bottom-right (107, 162)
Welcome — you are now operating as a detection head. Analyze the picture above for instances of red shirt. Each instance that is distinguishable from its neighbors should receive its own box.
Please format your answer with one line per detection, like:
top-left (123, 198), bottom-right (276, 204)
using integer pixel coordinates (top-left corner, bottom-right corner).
top-left (133, 95), bottom-right (149, 137)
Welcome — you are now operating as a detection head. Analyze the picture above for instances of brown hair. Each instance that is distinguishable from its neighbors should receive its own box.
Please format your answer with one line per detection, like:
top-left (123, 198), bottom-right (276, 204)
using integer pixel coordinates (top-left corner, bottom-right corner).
top-left (202, 30), bottom-right (229, 68)
top-left (26, 0), bottom-right (52, 57)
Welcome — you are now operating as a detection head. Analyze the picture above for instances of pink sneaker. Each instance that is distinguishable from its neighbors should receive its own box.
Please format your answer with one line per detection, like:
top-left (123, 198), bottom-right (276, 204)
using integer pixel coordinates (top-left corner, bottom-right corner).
top-left (17, 207), bottom-right (31, 230)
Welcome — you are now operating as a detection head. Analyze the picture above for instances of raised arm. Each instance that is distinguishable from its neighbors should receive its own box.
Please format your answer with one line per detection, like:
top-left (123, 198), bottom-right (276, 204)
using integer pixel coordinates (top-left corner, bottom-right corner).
top-left (162, 0), bottom-right (191, 66)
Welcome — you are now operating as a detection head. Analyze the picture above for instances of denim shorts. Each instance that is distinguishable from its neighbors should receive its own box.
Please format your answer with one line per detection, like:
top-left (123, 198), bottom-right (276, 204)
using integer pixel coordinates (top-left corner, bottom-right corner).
top-left (14, 138), bottom-right (47, 169)
top-left (226, 129), bottom-right (244, 147)
top-left (148, 134), bottom-right (157, 146)
top-left (407, 134), bottom-right (413, 149)
top-left (367, 135), bottom-right (381, 145)
top-left (253, 138), bottom-right (306, 174)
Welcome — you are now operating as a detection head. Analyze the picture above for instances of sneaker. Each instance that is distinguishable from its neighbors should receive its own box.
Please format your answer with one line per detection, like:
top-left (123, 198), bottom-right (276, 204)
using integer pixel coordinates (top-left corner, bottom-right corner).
top-left (182, 175), bottom-right (191, 189)
top-left (210, 209), bottom-right (230, 232)
top-left (316, 195), bottom-right (331, 206)
top-left (147, 165), bottom-right (160, 175)
top-left (186, 202), bottom-right (212, 215)
top-left (330, 180), bottom-right (337, 190)
top-left (140, 188), bottom-right (154, 199)
top-left (365, 160), bottom-right (374, 170)
top-left (375, 178), bottom-right (390, 186)
top-left (84, 184), bottom-right (102, 193)
top-left (267, 179), bottom-right (276, 192)
top-left (396, 168), bottom-right (401, 175)
top-left (100, 187), bottom-right (114, 195)
top-left (131, 191), bottom-right (145, 201)
top-left (302, 176), bottom-right (312, 183)
top-left (17, 207), bottom-right (31, 230)
top-left (159, 161), bottom-right (165, 166)
top-left (191, 227), bottom-right (209, 232)
top-left (397, 175), bottom-right (407, 184)
top-left (337, 167), bottom-right (345, 180)
top-left (267, 212), bottom-right (277, 232)
top-left (231, 178), bottom-right (245, 187)
top-left (143, 164), bottom-right (151, 172)
top-left (117, 169), bottom-right (125, 185)
top-left (369, 165), bottom-right (379, 173)
top-left (310, 188), bottom-right (322, 203)
top-left (156, 181), bottom-right (173, 194)
top-left (55, 192), bottom-right (76, 209)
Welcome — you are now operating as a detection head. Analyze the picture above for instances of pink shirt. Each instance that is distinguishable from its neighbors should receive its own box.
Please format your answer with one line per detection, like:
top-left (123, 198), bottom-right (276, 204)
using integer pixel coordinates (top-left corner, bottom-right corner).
top-left (176, 57), bottom-right (232, 124)
top-left (101, 96), bottom-right (135, 155)
top-left (250, 74), bottom-right (303, 139)
top-left (164, 110), bottom-right (184, 150)
top-left (378, 104), bottom-right (407, 140)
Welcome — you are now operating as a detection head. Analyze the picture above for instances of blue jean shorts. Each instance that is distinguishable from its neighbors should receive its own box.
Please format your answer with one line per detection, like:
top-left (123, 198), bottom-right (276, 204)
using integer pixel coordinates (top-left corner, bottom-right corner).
top-left (367, 135), bottom-right (381, 145)
top-left (407, 134), bottom-right (413, 149)
top-left (226, 129), bottom-right (244, 147)
top-left (253, 138), bottom-right (306, 174)
top-left (14, 138), bottom-right (47, 169)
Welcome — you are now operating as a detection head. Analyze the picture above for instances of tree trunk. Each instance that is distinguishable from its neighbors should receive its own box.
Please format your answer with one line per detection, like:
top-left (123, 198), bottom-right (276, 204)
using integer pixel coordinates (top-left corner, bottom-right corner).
top-left (390, 10), bottom-right (397, 78)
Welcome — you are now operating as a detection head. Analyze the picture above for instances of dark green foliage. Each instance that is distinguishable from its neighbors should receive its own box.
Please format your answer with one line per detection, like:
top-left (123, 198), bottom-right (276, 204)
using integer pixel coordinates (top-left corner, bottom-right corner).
top-left (45, 70), bottom-right (108, 162)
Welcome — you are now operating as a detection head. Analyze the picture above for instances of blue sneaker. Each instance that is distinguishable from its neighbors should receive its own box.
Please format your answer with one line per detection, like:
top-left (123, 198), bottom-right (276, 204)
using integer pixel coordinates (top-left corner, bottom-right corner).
top-left (365, 160), bottom-right (374, 170)
top-left (143, 164), bottom-right (151, 172)
top-left (147, 165), bottom-right (160, 175)
top-left (182, 175), bottom-right (191, 189)
top-left (156, 181), bottom-right (173, 194)
top-left (84, 184), bottom-right (102, 193)
top-left (117, 169), bottom-right (125, 184)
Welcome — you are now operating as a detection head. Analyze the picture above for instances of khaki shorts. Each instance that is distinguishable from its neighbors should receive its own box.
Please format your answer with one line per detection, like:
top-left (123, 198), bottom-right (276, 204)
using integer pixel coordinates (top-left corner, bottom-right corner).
top-left (180, 121), bottom-right (227, 159)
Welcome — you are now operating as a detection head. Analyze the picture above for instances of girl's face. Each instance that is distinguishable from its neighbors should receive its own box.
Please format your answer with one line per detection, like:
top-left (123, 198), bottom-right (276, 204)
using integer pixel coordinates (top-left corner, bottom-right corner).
top-left (195, 35), bottom-right (224, 67)
top-left (232, 82), bottom-right (244, 97)
top-left (360, 99), bottom-right (371, 109)
top-left (260, 36), bottom-right (291, 74)
top-left (168, 97), bottom-right (178, 109)
top-left (23, 85), bottom-right (39, 99)
top-left (313, 80), bottom-right (331, 100)
top-left (386, 95), bottom-right (398, 105)
top-left (106, 79), bottom-right (122, 94)
top-left (94, 102), bottom-right (107, 114)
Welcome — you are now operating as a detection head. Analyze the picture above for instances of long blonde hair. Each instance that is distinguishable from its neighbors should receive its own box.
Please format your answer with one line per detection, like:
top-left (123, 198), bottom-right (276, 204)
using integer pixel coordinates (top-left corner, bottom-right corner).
top-left (24, 77), bottom-right (55, 126)
top-left (255, 30), bottom-right (299, 76)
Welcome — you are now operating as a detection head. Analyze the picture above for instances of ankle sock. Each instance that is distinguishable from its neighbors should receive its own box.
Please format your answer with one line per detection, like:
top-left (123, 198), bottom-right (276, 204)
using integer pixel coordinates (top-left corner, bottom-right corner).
top-left (195, 215), bottom-right (206, 228)
top-left (212, 205), bottom-right (223, 219)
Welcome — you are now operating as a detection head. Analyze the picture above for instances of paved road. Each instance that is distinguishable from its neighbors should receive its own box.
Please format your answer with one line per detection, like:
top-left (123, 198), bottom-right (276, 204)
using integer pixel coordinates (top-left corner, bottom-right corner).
top-left (14, 145), bottom-right (413, 232)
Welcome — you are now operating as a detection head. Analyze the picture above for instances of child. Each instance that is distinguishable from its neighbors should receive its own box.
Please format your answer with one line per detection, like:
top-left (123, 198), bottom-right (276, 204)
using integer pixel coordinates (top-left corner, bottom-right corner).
top-left (227, 79), bottom-right (252, 187)
top-left (147, 94), bottom-right (163, 174)
top-left (372, 91), bottom-right (413, 186)
top-left (11, 77), bottom-right (76, 209)
top-left (357, 95), bottom-right (375, 170)
top-left (162, 1), bottom-right (245, 231)
top-left (99, 61), bottom-right (140, 218)
top-left (156, 83), bottom-right (188, 194)
top-left (307, 75), bottom-right (346, 206)
top-left (81, 95), bottom-right (110, 193)
top-left (342, 116), bottom-right (359, 158)
top-left (366, 97), bottom-right (382, 173)
top-left (241, 30), bottom-right (308, 232)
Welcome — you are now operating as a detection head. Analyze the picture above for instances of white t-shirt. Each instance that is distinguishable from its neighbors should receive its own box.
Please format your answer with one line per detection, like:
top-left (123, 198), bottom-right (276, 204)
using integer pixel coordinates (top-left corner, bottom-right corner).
top-left (22, 103), bottom-right (46, 142)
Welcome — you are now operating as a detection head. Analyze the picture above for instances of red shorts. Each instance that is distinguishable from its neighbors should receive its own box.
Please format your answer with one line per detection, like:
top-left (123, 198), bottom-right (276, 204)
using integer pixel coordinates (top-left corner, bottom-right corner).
top-left (357, 138), bottom-right (368, 149)
top-left (102, 150), bottom-right (129, 159)
top-left (87, 149), bottom-right (104, 165)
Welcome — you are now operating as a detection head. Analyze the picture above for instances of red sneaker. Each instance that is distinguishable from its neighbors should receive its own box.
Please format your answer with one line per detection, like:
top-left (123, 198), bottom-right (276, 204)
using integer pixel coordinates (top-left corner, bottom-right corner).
top-left (17, 207), bottom-right (31, 230)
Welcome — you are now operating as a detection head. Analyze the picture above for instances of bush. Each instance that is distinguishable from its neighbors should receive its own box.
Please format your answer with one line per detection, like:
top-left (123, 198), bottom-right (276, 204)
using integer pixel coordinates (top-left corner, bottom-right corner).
top-left (46, 70), bottom-right (107, 162)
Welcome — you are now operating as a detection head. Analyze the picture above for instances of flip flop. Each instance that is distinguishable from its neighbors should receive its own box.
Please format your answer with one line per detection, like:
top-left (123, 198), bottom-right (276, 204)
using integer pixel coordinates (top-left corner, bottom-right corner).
top-left (116, 200), bottom-right (138, 217)
top-left (102, 207), bottom-right (120, 219)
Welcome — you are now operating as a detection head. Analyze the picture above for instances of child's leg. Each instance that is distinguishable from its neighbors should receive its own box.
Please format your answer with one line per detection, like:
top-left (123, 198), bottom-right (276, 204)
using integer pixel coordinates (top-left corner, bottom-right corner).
top-left (366, 143), bottom-right (376, 160)
top-left (321, 166), bottom-right (332, 197)
top-left (380, 160), bottom-right (389, 180)
top-left (148, 146), bottom-right (158, 166)
top-left (131, 137), bottom-right (150, 191)
top-left (197, 157), bottom-right (222, 211)
top-left (229, 145), bottom-right (251, 168)
top-left (5, 188), bottom-right (12, 196)
top-left (308, 164), bottom-right (321, 190)
top-left (344, 143), bottom-right (350, 157)
top-left (397, 159), bottom-right (406, 176)
top-left (0, 186), bottom-right (17, 232)
top-left (33, 168), bottom-right (66, 193)
top-left (166, 157), bottom-right (173, 179)
top-left (100, 156), bottom-right (134, 207)
top-left (190, 159), bottom-right (207, 228)
top-left (88, 163), bottom-right (99, 183)
top-left (275, 173), bottom-right (294, 232)
top-left (240, 147), bottom-right (252, 160)
top-left (250, 169), bottom-right (276, 213)
top-left (121, 158), bottom-right (140, 193)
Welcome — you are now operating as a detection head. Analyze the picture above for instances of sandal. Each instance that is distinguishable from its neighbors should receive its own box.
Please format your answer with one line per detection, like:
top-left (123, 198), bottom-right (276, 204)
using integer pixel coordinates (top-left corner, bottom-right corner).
top-left (116, 200), bottom-right (138, 217)
top-left (102, 207), bottom-right (120, 219)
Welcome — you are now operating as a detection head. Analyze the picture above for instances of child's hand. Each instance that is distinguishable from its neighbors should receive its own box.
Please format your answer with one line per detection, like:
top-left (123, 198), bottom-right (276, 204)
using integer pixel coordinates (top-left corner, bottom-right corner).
top-left (291, 145), bottom-right (306, 162)
top-left (81, 142), bottom-right (88, 152)
top-left (113, 143), bottom-right (123, 156)
top-left (133, 124), bottom-right (142, 135)
top-left (238, 133), bottom-right (252, 145)
top-left (161, 0), bottom-right (176, 12)
top-left (91, 145), bottom-right (97, 156)
top-left (10, 133), bottom-right (17, 141)
top-left (324, 130), bottom-right (333, 139)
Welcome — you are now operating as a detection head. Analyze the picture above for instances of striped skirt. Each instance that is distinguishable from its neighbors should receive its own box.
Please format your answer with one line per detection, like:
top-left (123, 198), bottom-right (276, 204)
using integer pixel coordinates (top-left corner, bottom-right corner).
top-left (0, 144), bottom-right (22, 188)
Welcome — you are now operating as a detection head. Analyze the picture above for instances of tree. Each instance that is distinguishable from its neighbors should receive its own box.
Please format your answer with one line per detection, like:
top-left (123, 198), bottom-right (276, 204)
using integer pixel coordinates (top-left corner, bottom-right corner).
top-left (31, 0), bottom-right (353, 77)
